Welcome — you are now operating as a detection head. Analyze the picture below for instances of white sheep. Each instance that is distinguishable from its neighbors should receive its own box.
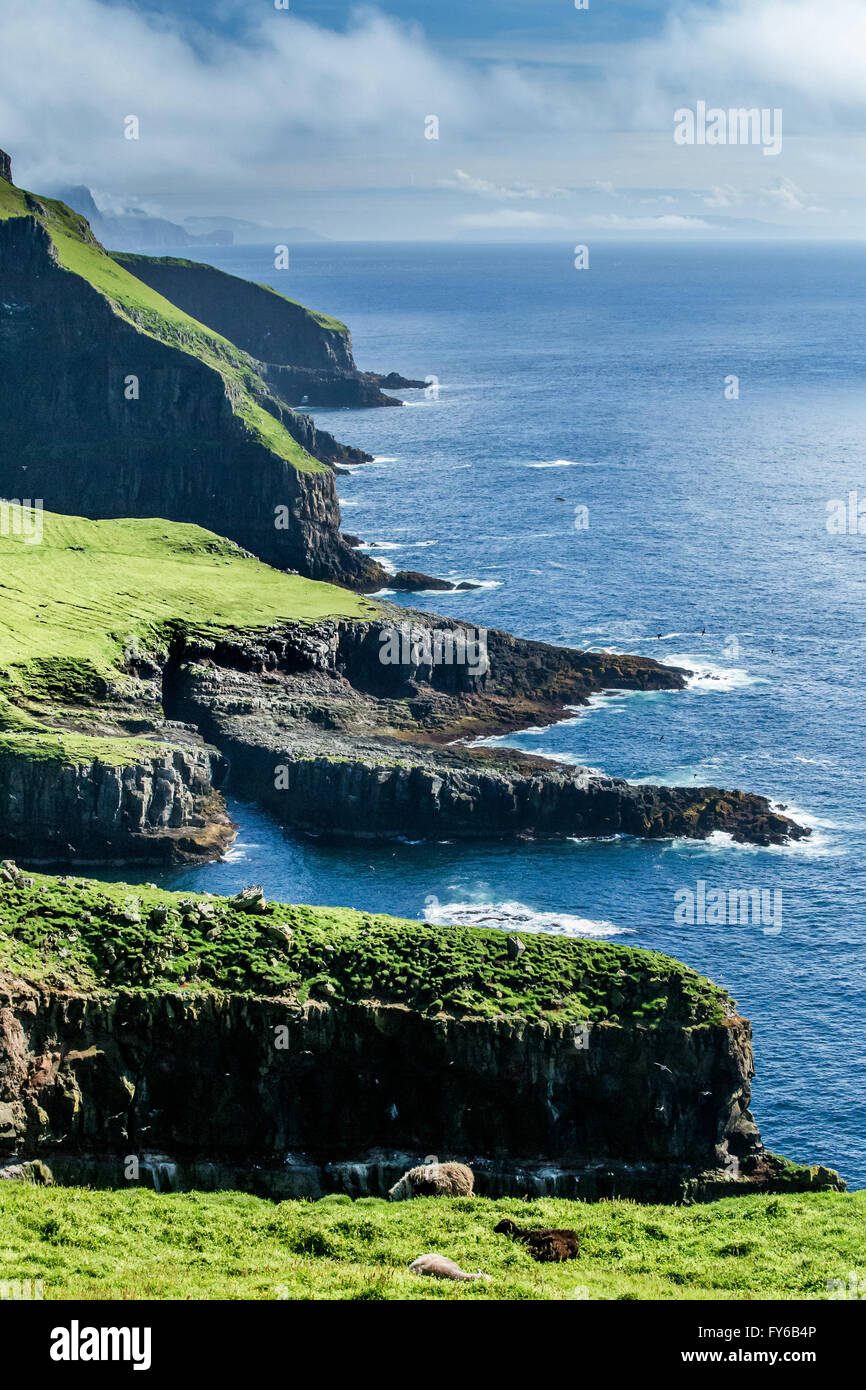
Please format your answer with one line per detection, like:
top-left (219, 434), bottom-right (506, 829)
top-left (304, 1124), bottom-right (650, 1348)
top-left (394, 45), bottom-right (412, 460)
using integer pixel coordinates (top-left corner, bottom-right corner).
top-left (387, 1161), bottom-right (475, 1201)
top-left (409, 1254), bottom-right (489, 1282)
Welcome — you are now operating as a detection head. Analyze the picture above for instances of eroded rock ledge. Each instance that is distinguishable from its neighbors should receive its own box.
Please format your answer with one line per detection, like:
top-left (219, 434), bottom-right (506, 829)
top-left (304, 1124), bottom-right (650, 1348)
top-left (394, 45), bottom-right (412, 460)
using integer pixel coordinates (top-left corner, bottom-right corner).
top-left (0, 610), bottom-right (807, 863)
top-left (168, 611), bottom-right (808, 847)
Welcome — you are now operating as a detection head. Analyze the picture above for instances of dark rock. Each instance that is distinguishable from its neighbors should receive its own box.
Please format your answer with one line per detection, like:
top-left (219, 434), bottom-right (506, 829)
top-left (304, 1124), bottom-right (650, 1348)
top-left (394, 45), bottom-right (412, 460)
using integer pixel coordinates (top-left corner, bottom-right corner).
top-left (0, 977), bottom-right (843, 1199)
top-left (0, 149), bottom-right (12, 185)
top-left (0, 740), bottom-right (233, 865)
top-left (388, 571), bottom-right (455, 592)
top-left (165, 612), bottom-right (808, 847)
top-left (367, 371), bottom-right (427, 390)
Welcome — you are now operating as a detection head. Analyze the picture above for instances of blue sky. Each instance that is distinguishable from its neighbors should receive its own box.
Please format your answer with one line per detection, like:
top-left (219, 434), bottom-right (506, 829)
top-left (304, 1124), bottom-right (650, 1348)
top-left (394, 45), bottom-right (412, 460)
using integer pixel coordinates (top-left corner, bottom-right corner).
top-left (116, 1), bottom-right (666, 46)
top-left (1, 0), bottom-right (864, 240)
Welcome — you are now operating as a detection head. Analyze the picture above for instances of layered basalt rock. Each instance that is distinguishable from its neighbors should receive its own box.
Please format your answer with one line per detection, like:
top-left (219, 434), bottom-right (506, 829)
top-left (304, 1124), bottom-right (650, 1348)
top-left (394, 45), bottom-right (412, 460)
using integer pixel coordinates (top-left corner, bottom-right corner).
top-left (0, 966), bottom-right (841, 1201)
top-left (0, 741), bottom-right (232, 863)
top-left (167, 612), bottom-right (807, 846)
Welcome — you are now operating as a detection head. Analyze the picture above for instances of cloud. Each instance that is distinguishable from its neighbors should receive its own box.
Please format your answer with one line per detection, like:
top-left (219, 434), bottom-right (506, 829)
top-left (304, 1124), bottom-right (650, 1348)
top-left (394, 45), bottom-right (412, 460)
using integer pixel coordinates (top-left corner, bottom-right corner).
top-left (586, 214), bottom-right (713, 231)
top-left (701, 185), bottom-right (743, 209)
top-left (651, 0), bottom-right (866, 114)
top-left (762, 177), bottom-right (823, 212)
top-left (0, 1), bottom-right (569, 193)
top-left (440, 169), bottom-right (572, 200)
top-left (0, 0), bottom-right (859, 237)
top-left (454, 208), bottom-right (569, 229)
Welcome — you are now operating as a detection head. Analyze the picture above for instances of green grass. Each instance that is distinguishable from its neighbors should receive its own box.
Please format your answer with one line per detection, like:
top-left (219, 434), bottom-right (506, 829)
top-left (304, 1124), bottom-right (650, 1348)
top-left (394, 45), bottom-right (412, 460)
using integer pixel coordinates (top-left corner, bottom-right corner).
top-left (0, 1187), bottom-right (861, 1299)
top-left (0, 181), bottom-right (326, 473)
top-left (0, 870), bottom-right (729, 1025)
top-left (111, 252), bottom-right (350, 335)
top-left (0, 509), bottom-right (373, 715)
top-left (254, 279), bottom-right (349, 334)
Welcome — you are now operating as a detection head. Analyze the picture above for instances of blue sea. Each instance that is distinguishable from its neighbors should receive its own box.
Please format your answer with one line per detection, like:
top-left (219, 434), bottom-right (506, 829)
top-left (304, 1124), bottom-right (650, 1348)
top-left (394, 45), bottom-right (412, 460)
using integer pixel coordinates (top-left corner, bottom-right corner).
top-left (112, 242), bottom-right (866, 1186)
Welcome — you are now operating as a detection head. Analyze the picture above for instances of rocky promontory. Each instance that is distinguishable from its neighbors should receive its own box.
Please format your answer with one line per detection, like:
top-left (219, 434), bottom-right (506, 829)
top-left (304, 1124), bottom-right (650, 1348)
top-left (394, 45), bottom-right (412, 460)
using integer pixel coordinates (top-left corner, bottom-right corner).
top-left (0, 510), bottom-right (807, 862)
top-left (113, 253), bottom-right (424, 409)
top-left (169, 612), bottom-right (807, 847)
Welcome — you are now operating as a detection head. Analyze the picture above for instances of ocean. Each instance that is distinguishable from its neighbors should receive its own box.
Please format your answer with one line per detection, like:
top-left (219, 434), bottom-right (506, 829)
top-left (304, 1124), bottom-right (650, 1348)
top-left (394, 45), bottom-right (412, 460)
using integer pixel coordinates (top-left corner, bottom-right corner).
top-left (104, 241), bottom-right (866, 1186)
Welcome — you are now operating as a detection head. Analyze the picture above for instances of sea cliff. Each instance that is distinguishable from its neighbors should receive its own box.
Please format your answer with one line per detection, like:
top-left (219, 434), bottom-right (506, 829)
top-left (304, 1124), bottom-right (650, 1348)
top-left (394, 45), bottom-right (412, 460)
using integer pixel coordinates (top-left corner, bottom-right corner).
top-left (0, 874), bottom-right (843, 1200)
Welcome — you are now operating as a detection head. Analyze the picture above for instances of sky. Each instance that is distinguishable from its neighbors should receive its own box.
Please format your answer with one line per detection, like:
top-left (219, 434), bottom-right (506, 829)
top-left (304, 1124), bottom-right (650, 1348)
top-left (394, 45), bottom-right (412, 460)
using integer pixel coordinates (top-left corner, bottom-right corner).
top-left (0, 0), bottom-right (865, 240)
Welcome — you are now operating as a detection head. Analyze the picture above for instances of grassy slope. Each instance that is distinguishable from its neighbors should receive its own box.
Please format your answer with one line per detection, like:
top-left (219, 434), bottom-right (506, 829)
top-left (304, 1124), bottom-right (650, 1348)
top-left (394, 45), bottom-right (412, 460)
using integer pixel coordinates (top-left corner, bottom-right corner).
top-left (0, 1187), bottom-right (860, 1300)
top-left (0, 509), bottom-right (374, 758)
top-left (0, 180), bottom-right (326, 474)
top-left (0, 872), bottom-right (728, 1025)
top-left (112, 252), bottom-right (350, 335)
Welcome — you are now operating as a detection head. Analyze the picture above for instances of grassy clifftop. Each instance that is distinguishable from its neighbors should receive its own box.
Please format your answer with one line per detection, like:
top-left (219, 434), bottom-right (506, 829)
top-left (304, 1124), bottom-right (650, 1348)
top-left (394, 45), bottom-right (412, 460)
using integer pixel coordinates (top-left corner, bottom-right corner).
top-left (0, 179), bottom-right (326, 475)
top-left (0, 509), bottom-right (375, 772)
top-left (0, 870), bottom-right (730, 1027)
top-left (113, 252), bottom-right (350, 336)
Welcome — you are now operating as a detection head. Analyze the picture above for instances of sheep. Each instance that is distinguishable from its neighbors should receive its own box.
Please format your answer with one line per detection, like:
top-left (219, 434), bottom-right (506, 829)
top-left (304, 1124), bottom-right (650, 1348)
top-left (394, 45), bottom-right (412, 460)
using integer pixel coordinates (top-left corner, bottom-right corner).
top-left (409, 1254), bottom-right (489, 1282)
top-left (494, 1218), bottom-right (580, 1263)
top-left (387, 1161), bottom-right (475, 1201)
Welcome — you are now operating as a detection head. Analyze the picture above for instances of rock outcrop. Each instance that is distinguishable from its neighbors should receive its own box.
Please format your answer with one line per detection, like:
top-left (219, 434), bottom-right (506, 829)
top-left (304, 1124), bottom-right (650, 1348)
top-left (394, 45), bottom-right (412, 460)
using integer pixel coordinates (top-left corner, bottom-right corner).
top-left (0, 877), bottom-right (843, 1199)
top-left (0, 741), bottom-right (232, 863)
top-left (0, 149), bottom-right (11, 185)
top-left (167, 612), bottom-right (808, 846)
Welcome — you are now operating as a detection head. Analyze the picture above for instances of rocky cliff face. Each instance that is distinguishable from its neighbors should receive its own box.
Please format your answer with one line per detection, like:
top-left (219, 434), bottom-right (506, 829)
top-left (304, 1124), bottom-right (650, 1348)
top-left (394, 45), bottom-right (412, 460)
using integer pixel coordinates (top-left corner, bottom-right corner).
top-left (0, 200), bottom-right (385, 590)
top-left (0, 974), bottom-right (841, 1200)
top-left (113, 254), bottom-right (421, 408)
top-left (0, 742), bottom-right (232, 863)
top-left (0, 150), bottom-right (11, 185)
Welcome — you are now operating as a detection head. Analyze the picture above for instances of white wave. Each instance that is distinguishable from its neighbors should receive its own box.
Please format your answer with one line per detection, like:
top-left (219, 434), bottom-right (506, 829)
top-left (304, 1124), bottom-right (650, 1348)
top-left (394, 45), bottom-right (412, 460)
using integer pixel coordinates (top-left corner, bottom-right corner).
top-left (432, 578), bottom-right (503, 592)
top-left (423, 898), bottom-right (631, 938)
top-left (360, 541), bottom-right (404, 551)
top-left (665, 654), bottom-right (767, 692)
top-left (663, 826), bottom-right (845, 859)
top-left (522, 459), bottom-right (596, 469)
top-left (372, 456), bottom-right (398, 462)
